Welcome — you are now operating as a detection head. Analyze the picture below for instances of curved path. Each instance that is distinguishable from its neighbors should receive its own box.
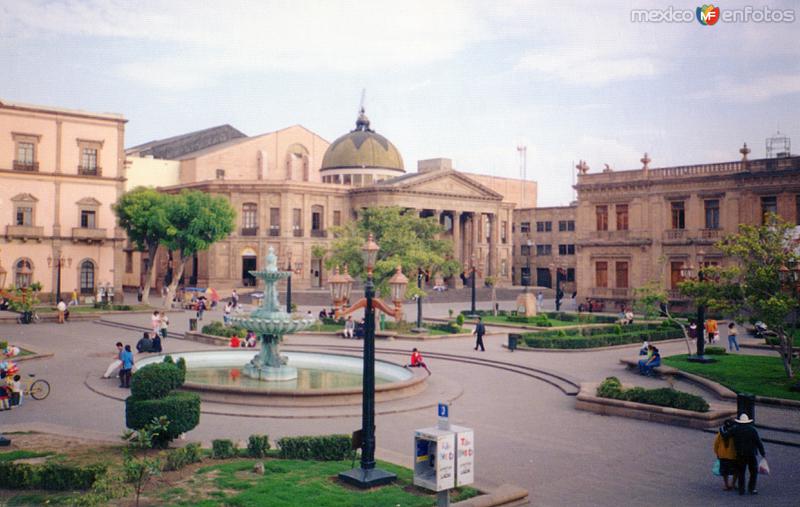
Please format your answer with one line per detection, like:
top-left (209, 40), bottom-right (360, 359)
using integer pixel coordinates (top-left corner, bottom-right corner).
top-left (4, 314), bottom-right (800, 506)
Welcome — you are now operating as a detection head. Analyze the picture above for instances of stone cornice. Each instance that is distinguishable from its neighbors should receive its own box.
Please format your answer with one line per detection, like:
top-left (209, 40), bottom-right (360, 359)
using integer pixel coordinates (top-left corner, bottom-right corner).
top-left (576, 239), bottom-right (653, 247)
top-left (0, 167), bottom-right (123, 183)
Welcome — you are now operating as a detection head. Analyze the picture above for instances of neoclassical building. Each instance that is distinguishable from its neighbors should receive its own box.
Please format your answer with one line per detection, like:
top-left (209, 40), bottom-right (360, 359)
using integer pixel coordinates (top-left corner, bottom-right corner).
top-left (125, 110), bottom-right (535, 291)
top-left (0, 99), bottom-right (127, 300)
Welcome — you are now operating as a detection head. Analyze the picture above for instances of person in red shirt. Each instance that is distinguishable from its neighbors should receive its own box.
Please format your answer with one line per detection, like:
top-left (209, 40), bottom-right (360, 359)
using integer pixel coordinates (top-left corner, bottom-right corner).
top-left (229, 335), bottom-right (241, 348)
top-left (404, 348), bottom-right (430, 374)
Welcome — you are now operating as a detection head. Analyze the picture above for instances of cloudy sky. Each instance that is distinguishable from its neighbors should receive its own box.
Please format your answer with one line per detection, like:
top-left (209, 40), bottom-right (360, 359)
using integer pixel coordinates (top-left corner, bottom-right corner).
top-left (2, 0), bottom-right (798, 206)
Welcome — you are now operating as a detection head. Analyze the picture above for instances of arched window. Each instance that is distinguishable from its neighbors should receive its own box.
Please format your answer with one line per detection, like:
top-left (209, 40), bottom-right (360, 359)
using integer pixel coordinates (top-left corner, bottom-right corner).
top-left (14, 258), bottom-right (33, 288)
top-left (285, 144), bottom-right (310, 181)
top-left (242, 203), bottom-right (258, 235)
top-left (80, 260), bottom-right (95, 294)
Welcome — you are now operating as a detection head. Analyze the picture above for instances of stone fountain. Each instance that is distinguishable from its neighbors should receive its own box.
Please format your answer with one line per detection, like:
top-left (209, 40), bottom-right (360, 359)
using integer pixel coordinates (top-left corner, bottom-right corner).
top-left (231, 247), bottom-right (315, 381)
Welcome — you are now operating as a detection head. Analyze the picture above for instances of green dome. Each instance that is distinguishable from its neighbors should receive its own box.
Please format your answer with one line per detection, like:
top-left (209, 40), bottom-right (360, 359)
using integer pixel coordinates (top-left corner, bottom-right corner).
top-left (320, 110), bottom-right (404, 173)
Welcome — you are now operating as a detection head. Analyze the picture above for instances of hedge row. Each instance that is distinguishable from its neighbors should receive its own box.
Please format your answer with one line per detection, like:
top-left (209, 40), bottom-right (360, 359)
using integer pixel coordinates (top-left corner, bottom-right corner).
top-left (163, 443), bottom-right (202, 471)
top-left (276, 435), bottom-right (353, 461)
top-left (201, 320), bottom-right (249, 338)
top-left (461, 309), bottom-right (617, 324)
top-left (522, 327), bottom-right (684, 349)
top-left (597, 377), bottom-right (709, 412)
top-left (125, 391), bottom-right (201, 447)
top-left (0, 462), bottom-right (106, 490)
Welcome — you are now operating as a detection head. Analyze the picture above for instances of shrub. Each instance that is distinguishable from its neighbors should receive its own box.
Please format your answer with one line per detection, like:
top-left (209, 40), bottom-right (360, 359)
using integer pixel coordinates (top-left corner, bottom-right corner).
top-left (125, 392), bottom-right (201, 448)
top-left (704, 346), bottom-right (727, 355)
top-left (522, 325), bottom-right (684, 349)
top-left (277, 435), bottom-right (353, 461)
top-left (201, 321), bottom-right (248, 338)
top-left (612, 324), bottom-right (623, 335)
top-left (163, 443), bottom-right (203, 471)
top-left (596, 376), bottom-right (709, 412)
top-left (212, 439), bottom-right (238, 459)
top-left (456, 314), bottom-right (465, 327)
top-left (247, 434), bottom-right (271, 458)
top-left (130, 363), bottom-right (184, 400)
top-left (175, 357), bottom-right (187, 384)
top-left (0, 462), bottom-right (106, 490)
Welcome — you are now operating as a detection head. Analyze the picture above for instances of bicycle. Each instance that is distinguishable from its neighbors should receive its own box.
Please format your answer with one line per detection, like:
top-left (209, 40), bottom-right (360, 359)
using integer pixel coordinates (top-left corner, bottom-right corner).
top-left (15, 311), bottom-right (41, 324)
top-left (21, 373), bottom-right (50, 400)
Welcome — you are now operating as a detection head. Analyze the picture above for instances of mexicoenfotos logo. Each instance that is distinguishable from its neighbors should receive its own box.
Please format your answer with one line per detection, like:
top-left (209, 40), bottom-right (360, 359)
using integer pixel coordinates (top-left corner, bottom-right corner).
top-left (696, 4), bottom-right (721, 25)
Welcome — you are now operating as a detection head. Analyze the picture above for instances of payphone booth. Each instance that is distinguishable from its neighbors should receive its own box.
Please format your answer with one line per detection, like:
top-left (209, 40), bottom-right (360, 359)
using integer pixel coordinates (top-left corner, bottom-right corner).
top-left (413, 425), bottom-right (474, 493)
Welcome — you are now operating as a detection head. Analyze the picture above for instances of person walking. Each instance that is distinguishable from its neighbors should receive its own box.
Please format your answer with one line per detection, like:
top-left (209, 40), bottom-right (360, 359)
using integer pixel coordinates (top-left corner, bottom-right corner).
top-left (732, 413), bottom-right (765, 495)
top-left (196, 298), bottom-right (206, 321)
top-left (223, 301), bottom-right (233, 325)
top-left (536, 291), bottom-right (544, 311)
top-left (56, 299), bottom-right (67, 324)
top-left (120, 345), bottom-right (134, 388)
top-left (473, 316), bottom-right (486, 352)
top-left (69, 288), bottom-right (79, 306)
top-left (150, 310), bottom-right (161, 335)
top-left (137, 285), bottom-right (143, 302)
top-left (727, 322), bottom-right (740, 352)
top-left (713, 419), bottom-right (738, 490)
top-left (159, 312), bottom-right (169, 340)
top-left (706, 319), bottom-right (719, 344)
top-left (231, 289), bottom-right (239, 309)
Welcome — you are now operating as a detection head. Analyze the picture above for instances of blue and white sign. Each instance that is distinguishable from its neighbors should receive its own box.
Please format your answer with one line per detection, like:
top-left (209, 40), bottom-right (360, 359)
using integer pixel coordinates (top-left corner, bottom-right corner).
top-left (438, 403), bottom-right (449, 418)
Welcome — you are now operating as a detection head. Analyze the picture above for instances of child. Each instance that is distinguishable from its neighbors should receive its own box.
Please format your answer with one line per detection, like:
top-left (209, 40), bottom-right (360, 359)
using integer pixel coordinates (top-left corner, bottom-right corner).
top-left (404, 348), bottom-right (431, 374)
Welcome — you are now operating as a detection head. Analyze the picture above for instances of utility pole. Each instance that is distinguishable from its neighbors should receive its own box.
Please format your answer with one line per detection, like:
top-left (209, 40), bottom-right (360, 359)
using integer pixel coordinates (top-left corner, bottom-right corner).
top-left (517, 145), bottom-right (527, 207)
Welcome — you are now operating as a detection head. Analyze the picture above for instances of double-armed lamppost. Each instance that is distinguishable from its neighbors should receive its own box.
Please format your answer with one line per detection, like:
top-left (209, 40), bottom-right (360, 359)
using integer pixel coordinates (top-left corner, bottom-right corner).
top-left (681, 249), bottom-right (714, 362)
top-left (549, 262), bottom-right (566, 312)
top-left (465, 254), bottom-right (479, 318)
top-left (331, 234), bottom-right (408, 488)
top-left (47, 255), bottom-right (72, 303)
top-left (412, 268), bottom-right (427, 333)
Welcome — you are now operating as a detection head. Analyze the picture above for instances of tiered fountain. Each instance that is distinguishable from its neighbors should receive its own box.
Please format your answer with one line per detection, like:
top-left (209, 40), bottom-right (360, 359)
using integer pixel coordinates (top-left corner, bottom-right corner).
top-left (231, 247), bottom-right (315, 381)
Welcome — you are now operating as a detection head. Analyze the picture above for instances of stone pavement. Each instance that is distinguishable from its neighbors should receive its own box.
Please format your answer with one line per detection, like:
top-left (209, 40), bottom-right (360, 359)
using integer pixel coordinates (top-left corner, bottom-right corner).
top-left (2, 305), bottom-right (800, 506)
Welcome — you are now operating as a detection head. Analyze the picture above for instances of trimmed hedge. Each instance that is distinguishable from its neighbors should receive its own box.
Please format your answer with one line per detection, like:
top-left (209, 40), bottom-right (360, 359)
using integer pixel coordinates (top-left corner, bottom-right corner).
top-left (163, 443), bottom-right (202, 471)
top-left (704, 346), bottom-right (727, 355)
top-left (130, 362), bottom-right (184, 400)
top-left (276, 435), bottom-right (353, 461)
top-left (597, 377), bottom-right (709, 413)
top-left (521, 323), bottom-right (683, 349)
top-left (201, 320), bottom-right (248, 338)
top-left (0, 462), bottom-right (106, 490)
top-left (212, 439), bottom-right (238, 459)
top-left (428, 321), bottom-right (464, 334)
top-left (125, 392), bottom-right (201, 447)
top-left (462, 309), bottom-right (617, 324)
top-left (246, 435), bottom-right (271, 458)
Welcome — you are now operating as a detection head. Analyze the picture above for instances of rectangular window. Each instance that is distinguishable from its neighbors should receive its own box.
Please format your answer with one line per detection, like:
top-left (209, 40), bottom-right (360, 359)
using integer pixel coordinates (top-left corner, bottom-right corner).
top-left (242, 204), bottom-right (258, 229)
top-left (704, 199), bottom-right (720, 229)
top-left (15, 206), bottom-right (32, 226)
top-left (671, 201), bottom-right (685, 229)
top-left (557, 244), bottom-right (575, 255)
top-left (81, 148), bottom-right (98, 170)
top-left (558, 220), bottom-right (576, 232)
top-left (216, 169), bottom-right (225, 180)
top-left (80, 210), bottom-right (96, 228)
top-left (520, 222), bottom-right (530, 233)
top-left (17, 142), bottom-right (34, 163)
top-left (501, 221), bottom-right (507, 243)
top-left (536, 244), bottom-right (552, 256)
top-left (670, 261), bottom-right (684, 290)
top-left (615, 204), bottom-right (629, 231)
top-left (312, 211), bottom-right (322, 231)
top-left (567, 220), bottom-right (575, 231)
top-left (536, 221), bottom-right (552, 232)
top-left (520, 245), bottom-right (531, 256)
top-left (125, 252), bottom-right (133, 273)
top-left (269, 207), bottom-right (280, 236)
top-left (615, 261), bottom-right (629, 288)
top-left (596, 206), bottom-right (608, 231)
top-left (536, 221), bottom-right (544, 232)
top-left (333, 210), bottom-right (341, 227)
top-left (761, 196), bottom-right (777, 224)
top-left (501, 259), bottom-right (508, 276)
top-left (292, 208), bottom-right (302, 237)
top-left (595, 261), bottom-right (608, 288)
top-left (566, 268), bottom-right (575, 282)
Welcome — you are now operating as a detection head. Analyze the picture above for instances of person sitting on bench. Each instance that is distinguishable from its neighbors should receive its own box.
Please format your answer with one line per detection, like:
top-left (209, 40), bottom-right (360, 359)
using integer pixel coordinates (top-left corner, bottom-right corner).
top-left (638, 344), bottom-right (661, 376)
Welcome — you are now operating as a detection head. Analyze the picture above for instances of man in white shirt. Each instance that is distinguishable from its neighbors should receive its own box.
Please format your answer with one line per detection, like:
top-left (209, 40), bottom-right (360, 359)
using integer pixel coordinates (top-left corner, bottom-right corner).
top-left (57, 300), bottom-right (67, 324)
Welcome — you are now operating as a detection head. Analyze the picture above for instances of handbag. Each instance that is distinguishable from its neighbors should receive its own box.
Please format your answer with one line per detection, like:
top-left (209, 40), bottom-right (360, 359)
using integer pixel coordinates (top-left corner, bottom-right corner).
top-left (712, 458), bottom-right (721, 476)
top-left (758, 457), bottom-right (770, 475)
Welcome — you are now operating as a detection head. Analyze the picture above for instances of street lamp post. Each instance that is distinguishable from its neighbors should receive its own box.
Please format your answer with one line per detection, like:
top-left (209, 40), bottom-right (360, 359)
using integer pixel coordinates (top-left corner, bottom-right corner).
top-left (47, 255), bottom-right (72, 303)
top-left (334, 234), bottom-right (406, 489)
top-left (466, 254), bottom-right (479, 318)
top-left (412, 269), bottom-right (426, 333)
top-left (285, 252), bottom-right (292, 313)
top-left (682, 250), bottom-right (713, 363)
top-left (525, 239), bottom-right (532, 287)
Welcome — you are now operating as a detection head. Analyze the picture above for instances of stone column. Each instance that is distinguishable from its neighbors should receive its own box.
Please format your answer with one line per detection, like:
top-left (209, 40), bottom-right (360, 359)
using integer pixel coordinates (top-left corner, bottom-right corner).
top-left (452, 211), bottom-right (461, 266)
top-left (489, 212), bottom-right (499, 277)
top-left (280, 190), bottom-right (290, 239)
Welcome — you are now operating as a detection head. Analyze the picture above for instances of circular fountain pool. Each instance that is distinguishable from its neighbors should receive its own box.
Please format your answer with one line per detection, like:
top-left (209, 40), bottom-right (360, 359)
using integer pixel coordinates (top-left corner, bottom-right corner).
top-left (137, 350), bottom-right (426, 407)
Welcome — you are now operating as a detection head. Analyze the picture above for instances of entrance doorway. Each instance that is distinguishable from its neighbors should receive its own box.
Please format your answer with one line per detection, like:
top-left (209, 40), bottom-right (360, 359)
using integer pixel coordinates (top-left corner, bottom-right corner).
top-left (536, 268), bottom-right (552, 288)
top-left (242, 256), bottom-right (257, 286)
top-left (311, 259), bottom-right (322, 288)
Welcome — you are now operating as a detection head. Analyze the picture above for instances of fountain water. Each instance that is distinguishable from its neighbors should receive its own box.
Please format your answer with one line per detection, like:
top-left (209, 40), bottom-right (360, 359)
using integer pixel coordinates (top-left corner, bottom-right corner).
top-left (230, 247), bottom-right (315, 381)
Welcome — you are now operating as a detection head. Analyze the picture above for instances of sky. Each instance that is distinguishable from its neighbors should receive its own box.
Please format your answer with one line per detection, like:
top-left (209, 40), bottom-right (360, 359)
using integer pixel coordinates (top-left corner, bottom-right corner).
top-left (1, 0), bottom-right (799, 206)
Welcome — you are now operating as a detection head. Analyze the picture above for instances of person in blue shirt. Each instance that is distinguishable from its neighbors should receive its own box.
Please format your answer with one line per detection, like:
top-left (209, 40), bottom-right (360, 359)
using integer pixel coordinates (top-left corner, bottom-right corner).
top-left (638, 344), bottom-right (661, 376)
top-left (120, 345), bottom-right (134, 388)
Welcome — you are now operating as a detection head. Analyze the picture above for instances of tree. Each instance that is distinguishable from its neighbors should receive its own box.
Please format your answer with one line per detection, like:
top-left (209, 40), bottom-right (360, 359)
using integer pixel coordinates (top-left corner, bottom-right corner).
top-left (680, 215), bottom-right (800, 378)
top-left (114, 187), bottom-right (170, 305)
top-left (325, 207), bottom-right (461, 298)
top-left (634, 281), bottom-right (694, 355)
top-left (161, 190), bottom-right (236, 309)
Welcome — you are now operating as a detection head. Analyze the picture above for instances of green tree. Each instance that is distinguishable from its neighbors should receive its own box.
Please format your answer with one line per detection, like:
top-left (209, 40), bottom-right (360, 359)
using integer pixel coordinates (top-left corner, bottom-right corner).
top-left (680, 214), bottom-right (800, 378)
top-left (113, 187), bottom-right (170, 305)
top-left (325, 207), bottom-right (460, 298)
top-left (161, 190), bottom-right (236, 308)
top-left (634, 280), bottom-right (693, 355)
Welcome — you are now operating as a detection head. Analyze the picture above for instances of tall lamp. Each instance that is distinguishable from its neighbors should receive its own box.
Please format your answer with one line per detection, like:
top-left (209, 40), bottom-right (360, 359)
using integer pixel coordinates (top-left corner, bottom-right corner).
top-left (334, 234), bottom-right (407, 488)
top-left (47, 255), bottom-right (72, 303)
top-left (681, 250), bottom-right (714, 363)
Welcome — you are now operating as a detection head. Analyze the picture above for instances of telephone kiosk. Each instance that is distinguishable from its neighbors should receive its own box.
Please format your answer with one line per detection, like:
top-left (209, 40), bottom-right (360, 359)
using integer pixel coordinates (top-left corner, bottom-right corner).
top-left (413, 425), bottom-right (474, 493)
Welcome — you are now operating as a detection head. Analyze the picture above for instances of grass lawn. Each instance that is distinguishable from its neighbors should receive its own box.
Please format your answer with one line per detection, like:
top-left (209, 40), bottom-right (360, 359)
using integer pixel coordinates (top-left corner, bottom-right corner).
top-left (155, 458), bottom-right (478, 507)
top-left (663, 353), bottom-right (800, 401)
top-left (0, 450), bottom-right (53, 462)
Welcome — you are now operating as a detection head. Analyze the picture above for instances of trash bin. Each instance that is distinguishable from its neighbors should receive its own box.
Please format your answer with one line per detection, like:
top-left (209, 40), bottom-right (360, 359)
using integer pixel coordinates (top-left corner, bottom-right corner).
top-left (189, 318), bottom-right (198, 332)
top-left (737, 392), bottom-right (756, 421)
top-left (508, 333), bottom-right (521, 351)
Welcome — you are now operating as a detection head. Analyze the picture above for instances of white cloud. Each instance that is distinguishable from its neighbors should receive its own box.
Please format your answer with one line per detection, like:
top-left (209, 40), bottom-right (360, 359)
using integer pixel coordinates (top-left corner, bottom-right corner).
top-left (516, 48), bottom-right (660, 86)
top-left (693, 73), bottom-right (800, 103)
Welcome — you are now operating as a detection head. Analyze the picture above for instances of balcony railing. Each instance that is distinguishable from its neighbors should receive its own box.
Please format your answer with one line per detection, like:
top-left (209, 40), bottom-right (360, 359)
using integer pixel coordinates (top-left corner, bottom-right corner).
top-left (700, 228), bottom-right (721, 239)
top-left (13, 160), bottom-right (39, 172)
top-left (664, 229), bottom-right (686, 241)
top-left (311, 229), bottom-right (327, 238)
top-left (72, 227), bottom-right (107, 241)
top-left (240, 227), bottom-right (258, 236)
top-left (269, 226), bottom-right (280, 237)
top-left (78, 165), bottom-right (101, 176)
top-left (667, 289), bottom-right (688, 300)
top-left (293, 228), bottom-right (303, 238)
top-left (6, 225), bottom-right (43, 239)
top-left (590, 287), bottom-right (631, 298)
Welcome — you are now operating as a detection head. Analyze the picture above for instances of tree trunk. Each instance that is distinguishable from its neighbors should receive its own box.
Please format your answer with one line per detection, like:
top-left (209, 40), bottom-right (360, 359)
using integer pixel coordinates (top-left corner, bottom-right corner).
top-left (779, 332), bottom-right (795, 378)
top-left (163, 254), bottom-right (188, 310)
top-left (665, 308), bottom-right (693, 355)
top-left (140, 244), bottom-right (159, 306)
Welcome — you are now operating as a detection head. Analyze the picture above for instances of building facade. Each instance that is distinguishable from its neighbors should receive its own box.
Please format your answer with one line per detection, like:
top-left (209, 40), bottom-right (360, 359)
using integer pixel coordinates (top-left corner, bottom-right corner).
top-left (0, 99), bottom-right (127, 300)
top-left (126, 111), bottom-right (535, 292)
top-left (513, 148), bottom-right (800, 309)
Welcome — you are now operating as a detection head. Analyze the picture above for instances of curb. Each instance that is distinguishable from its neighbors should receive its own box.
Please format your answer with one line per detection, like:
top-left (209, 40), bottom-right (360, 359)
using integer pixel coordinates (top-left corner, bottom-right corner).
top-left (453, 484), bottom-right (529, 506)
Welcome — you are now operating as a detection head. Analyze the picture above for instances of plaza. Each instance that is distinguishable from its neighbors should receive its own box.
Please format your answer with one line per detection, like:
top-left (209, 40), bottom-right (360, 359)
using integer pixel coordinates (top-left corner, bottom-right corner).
top-left (3, 293), bottom-right (800, 505)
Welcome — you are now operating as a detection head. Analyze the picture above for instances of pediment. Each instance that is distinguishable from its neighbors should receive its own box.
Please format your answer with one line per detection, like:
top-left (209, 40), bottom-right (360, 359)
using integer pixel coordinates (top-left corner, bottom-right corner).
top-left (11, 193), bottom-right (38, 203)
top-left (384, 170), bottom-right (503, 200)
top-left (76, 197), bottom-right (102, 207)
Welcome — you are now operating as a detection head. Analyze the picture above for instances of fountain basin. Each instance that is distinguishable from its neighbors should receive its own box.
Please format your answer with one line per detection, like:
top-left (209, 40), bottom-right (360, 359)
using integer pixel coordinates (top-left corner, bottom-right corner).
top-left (137, 350), bottom-right (428, 407)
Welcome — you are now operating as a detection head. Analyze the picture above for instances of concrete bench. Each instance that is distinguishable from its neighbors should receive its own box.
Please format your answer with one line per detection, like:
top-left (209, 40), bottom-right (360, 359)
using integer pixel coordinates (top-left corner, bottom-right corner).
top-left (619, 358), bottom-right (679, 377)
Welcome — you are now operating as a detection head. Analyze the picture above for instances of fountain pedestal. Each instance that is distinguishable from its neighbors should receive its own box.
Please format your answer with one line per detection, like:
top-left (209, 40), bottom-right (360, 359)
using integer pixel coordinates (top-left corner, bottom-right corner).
top-left (231, 247), bottom-right (315, 382)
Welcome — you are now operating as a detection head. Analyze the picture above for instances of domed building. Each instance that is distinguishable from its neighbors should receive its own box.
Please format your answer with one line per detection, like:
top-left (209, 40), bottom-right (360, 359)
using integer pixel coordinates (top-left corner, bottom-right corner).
top-left (320, 108), bottom-right (405, 186)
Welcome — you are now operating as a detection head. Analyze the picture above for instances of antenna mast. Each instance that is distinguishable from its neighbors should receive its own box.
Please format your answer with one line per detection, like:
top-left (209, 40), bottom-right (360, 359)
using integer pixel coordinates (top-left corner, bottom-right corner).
top-left (517, 145), bottom-right (527, 207)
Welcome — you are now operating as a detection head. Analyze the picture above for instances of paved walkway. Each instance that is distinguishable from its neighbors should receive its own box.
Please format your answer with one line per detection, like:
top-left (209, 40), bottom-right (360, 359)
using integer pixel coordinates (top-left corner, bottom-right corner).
top-left (3, 304), bottom-right (800, 506)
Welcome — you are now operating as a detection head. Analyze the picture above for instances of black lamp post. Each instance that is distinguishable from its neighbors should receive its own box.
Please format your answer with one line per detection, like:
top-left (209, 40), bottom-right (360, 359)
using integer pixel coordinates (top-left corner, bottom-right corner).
top-left (47, 255), bottom-right (72, 303)
top-left (555, 267), bottom-right (564, 312)
top-left (412, 269), bottom-right (426, 333)
top-left (683, 251), bottom-right (714, 363)
top-left (336, 234), bottom-right (405, 488)
top-left (466, 254), bottom-right (478, 318)
top-left (285, 252), bottom-right (292, 313)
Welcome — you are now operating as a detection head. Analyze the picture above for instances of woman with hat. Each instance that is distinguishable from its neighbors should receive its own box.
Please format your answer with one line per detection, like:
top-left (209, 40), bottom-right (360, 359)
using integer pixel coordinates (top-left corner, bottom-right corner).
top-left (713, 419), bottom-right (737, 490)
top-left (732, 413), bottom-right (765, 495)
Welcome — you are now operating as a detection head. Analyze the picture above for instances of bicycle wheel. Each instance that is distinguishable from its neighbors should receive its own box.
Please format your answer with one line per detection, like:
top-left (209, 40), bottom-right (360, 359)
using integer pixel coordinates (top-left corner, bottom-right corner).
top-left (30, 379), bottom-right (50, 400)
